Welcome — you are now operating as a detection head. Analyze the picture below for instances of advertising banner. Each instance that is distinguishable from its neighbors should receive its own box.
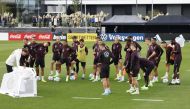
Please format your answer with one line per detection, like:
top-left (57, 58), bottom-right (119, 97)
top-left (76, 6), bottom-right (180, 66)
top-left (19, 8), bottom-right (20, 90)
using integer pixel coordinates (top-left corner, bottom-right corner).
top-left (8, 32), bottom-right (53, 41)
top-left (67, 33), bottom-right (97, 41)
top-left (100, 33), bottom-right (145, 42)
top-left (52, 32), bottom-right (67, 41)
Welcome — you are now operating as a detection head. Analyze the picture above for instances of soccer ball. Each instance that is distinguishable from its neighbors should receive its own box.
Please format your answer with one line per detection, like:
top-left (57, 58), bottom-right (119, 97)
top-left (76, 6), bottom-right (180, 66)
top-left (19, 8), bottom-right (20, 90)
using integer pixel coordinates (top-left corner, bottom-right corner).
top-left (89, 73), bottom-right (94, 78)
top-left (54, 77), bottom-right (60, 82)
top-left (162, 78), bottom-right (169, 83)
top-left (48, 76), bottom-right (54, 81)
top-left (70, 75), bottom-right (75, 80)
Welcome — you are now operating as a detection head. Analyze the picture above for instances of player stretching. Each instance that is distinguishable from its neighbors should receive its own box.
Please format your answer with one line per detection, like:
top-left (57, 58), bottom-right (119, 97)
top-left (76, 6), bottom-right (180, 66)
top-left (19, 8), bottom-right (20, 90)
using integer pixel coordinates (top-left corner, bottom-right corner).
top-left (139, 58), bottom-right (155, 90)
top-left (98, 43), bottom-right (114, 95)
top-left (50, 36), bottom-right (63, 77)
top-left (35, 42), bottom-right (51, 82)
top-left (111, 37), bottom-right (122, 81)
top-left (55, 40), bottom-right (73, 82)
top-left (76, 39), bottom-right (88, 79)
top-left (169, 39), bottom-right (182, 85)
top-left (161, 41), bottom-right (174, 82)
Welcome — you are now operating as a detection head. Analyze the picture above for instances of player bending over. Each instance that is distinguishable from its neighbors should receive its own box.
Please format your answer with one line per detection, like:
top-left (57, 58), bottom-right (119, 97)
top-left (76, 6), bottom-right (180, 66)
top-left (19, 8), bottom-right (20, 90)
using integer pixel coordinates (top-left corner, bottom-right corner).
top-left (139, 58), bottom-right (155, 90)
top-left (160, 41), bottom-right (174, 83)
top-left (55, 40), bottom-right (73, 82)
top-left (5, 48), bottom-right (29, 73)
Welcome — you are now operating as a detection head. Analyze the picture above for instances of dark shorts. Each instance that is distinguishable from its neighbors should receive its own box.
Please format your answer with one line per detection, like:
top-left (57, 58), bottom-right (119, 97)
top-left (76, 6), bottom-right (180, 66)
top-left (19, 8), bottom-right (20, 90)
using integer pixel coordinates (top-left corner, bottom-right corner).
top-left (100, 66), bottom-right (110, 78)
top-left (6, 64), bottom-right (13, 73)
top-left (93, 57), bottom-right (99, 65)
top-left (76, 59), bottom-right (86, 68)
top-left (124, 65), bottom-right (131, 74)
top-left (166, 59), bottom-right (174, 65)
top-left (35, 58), bottom-right (45, 68)
top-left (52, 54), bottom-right (61, 61)
top-left (131, 68), bottom-right (140, 77)
top-left (60, 58), bottom-right (71, 67)
top-left (149, 59), bottom-right (160, 67)
top-left (114, 57), bottom-right (122, 65)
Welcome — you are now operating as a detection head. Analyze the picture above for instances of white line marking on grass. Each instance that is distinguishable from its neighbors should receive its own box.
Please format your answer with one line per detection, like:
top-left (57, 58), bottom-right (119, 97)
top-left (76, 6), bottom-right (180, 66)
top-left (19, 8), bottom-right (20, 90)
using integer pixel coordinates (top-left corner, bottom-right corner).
top-left (186, 70), bottom-right (190, 72)
top-left (132, 99), bottom-right (164, 102)
top-left (72, 97), bottom-right (102, 100)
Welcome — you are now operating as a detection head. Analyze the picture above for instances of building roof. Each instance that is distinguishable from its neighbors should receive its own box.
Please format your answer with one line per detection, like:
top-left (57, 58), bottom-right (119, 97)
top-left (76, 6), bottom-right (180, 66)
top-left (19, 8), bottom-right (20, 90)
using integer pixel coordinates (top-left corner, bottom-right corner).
top-left (101, 15), bottom-right (146, 26)
top-left (146, 15), bottom-right (190, 25)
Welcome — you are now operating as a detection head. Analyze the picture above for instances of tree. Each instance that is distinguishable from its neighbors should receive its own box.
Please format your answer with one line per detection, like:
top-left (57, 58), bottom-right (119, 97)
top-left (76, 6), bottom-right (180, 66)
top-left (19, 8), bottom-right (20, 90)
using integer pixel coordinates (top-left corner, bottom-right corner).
top-left (72, 0), bottom-right (80, 12)
top-left (0, 2), bottom-right (10, 14)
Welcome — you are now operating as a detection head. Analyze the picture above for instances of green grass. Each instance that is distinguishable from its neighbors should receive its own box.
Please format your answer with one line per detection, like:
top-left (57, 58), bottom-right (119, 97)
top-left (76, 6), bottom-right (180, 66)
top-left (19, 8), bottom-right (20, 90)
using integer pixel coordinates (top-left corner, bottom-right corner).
top-left (0, 41), bottom-right (190, 109)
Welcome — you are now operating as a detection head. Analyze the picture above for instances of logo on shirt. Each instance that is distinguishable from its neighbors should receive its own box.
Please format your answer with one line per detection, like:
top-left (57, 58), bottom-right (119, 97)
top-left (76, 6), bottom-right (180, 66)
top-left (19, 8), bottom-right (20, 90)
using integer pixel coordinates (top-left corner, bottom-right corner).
top-left (104, 51), bottom-right (109, 58)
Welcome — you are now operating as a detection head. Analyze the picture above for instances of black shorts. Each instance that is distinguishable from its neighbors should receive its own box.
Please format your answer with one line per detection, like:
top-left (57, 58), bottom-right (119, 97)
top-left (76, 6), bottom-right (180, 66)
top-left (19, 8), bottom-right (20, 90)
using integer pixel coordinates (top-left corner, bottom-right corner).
top-left (100, 66), bottom-right (110, 78)
top-left (166, 59), bottom-right (174, 65)
top-left (149, 59), bottom-right (158, 67)
top-left (60, 58), bottom-right (71, 67)
top-left (76, 59), bottom-right (86, 67)
top-left (93, 57), bottom-right (99, 65)
top-left (113, 57), bottom-right (122, 65)
top-left (35, 58), bottom-right (45, 68)
top-left (52, 54), bottom-right (61, 61)
top-left (6, 64), bottom-right (13, 73)
top-left (131, 68), bottom-right (140, 77)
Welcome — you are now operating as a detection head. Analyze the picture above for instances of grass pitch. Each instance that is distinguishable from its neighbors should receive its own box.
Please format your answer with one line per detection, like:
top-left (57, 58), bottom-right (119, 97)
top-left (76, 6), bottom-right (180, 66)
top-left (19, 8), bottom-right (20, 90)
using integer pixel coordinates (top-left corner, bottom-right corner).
top-left (0, 41), bottom-right (190, 109)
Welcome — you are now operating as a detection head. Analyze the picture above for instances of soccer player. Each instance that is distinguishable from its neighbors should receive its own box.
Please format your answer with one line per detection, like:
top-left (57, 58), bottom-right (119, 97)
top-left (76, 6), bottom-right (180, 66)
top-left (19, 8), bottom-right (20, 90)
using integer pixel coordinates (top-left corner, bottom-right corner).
top-left (23, 38), bottom-right (30, 67)
top-left (90, 37), bottom-right (101, 81)
top-left (128, 36), bottom-right (142, 80)
top-left (169, 39), bottom-right (182, 85)
top-left (129, 43), bottom-right (140, 95)
top-left (35, 42), bottom-right (51, 82)
top-left (28, 36), bottom-right (38, 67)
top-left (161, 41), bottom-right (174, 81)
top-left (5, 48), bottom-right (29, 73)
top-left (147, 38), bottom-right (163, 83)
top-left (70, 36), bottom-right (80, 78)
top-left (50, 36), bottom-right (63, 77)
top-left (111, 37), bottom-right (122, 81)
top-left (124, 39), bottom-right (133, 92)
top-left (98, 43), bottom-right (114, 95)
top-left (139, 58), bottom-right (155, 90)
top-left (76, 39), bottom-right (88, 79)
top-left (56, 40), bottom-right (73, 82)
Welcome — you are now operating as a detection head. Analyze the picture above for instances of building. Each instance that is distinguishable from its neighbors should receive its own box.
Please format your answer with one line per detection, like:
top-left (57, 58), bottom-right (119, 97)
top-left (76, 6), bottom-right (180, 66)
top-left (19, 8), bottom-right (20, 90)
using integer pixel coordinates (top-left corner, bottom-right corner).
top-left (1, 0), bottom-right (190, 23)
top-left (44, 0), bottom-right (190, 18)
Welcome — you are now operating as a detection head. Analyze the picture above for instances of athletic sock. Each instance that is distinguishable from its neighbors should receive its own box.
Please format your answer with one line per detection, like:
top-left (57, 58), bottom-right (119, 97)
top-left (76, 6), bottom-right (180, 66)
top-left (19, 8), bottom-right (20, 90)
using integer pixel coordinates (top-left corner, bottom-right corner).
top-left (82, 73), bottom-right (85, 78)
top-left (95, 75), bottom-right (99, 80)
top-left (55, 70), bottom-right (59, 76)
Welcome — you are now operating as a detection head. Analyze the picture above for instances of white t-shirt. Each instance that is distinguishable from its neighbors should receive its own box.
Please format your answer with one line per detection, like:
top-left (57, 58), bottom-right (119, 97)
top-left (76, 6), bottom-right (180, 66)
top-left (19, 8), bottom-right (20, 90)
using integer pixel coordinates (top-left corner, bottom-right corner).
top-left (5, 49), bottom-right (22, 67)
